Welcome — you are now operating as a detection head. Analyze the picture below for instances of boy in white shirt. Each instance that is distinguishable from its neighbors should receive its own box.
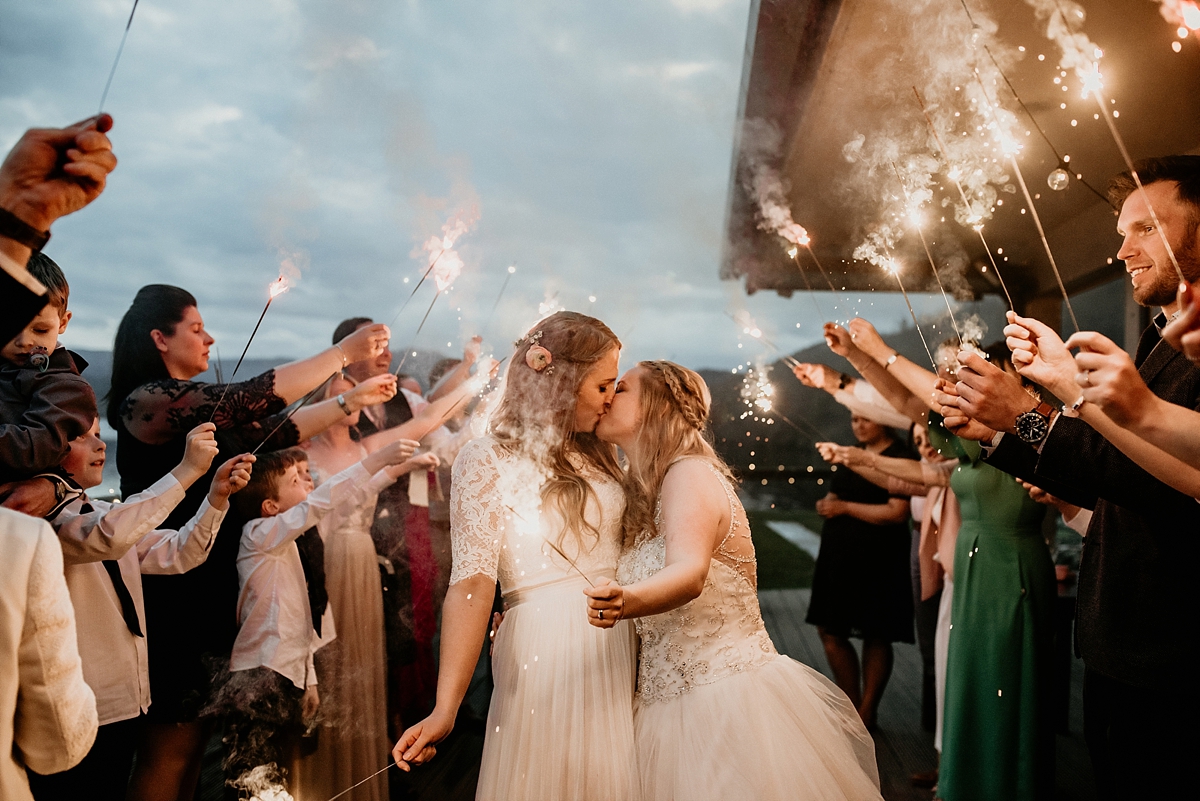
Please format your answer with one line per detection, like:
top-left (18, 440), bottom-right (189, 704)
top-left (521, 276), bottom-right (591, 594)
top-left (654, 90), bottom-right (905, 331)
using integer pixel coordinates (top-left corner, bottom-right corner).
top-left (29, 419), bottom-right (252, 801)
top-left (222, 437), bottom-right (422, 783)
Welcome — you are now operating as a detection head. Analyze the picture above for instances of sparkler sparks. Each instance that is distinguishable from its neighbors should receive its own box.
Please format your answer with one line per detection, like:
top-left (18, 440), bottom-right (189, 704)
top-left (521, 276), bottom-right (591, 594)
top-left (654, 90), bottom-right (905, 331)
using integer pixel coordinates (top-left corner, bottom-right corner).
top-left (738, 360), bottom-right (824, 442)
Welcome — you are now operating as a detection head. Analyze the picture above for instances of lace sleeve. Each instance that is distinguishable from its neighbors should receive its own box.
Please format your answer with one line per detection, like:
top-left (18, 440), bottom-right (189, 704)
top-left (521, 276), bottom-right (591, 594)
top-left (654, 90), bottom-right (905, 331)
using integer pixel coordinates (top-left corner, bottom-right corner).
top-left (449, 438), bottom-right (506, 585)
top-left (121, 370), bottom-right (289, 446)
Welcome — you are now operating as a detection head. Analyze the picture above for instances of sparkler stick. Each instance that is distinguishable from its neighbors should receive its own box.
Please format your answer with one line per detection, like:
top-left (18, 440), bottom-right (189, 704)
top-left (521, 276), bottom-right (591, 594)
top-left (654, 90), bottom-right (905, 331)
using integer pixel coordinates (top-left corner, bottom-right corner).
top-left (394, 291), bottom-right (442, 375)
top-left (324, 763), bottom-right (393, 801)
top-left (250, 376), bottom-right (335, 456)
top-left (502, 503), bottom-right (597, 585)
top-left (968, 73), bottom-right (1081, 331)
top-left (889, 162), bottom-right (964, 342)
top-left (98, 0), bottom-right (141, 113)
top-left (911, 87), bottom-right (1016, 310)
top-left (389, 250), bottom-right (445, 328)
top-left (208, 277), bottom-right (291, 422)
top-left (882, 257), bottom-right (938, 369)
top-left (724, 313), bottom-right (801, 368)
top-left (803, 244), bottom-right (838, 293)
top-left (788, 248), bottom-right (827, 321)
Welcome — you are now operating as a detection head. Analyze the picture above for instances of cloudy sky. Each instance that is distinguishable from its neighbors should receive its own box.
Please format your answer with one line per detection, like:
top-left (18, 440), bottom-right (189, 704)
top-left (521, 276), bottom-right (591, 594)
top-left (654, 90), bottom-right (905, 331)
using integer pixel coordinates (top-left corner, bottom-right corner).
top-left (1, 0), bottom-right (967, 371)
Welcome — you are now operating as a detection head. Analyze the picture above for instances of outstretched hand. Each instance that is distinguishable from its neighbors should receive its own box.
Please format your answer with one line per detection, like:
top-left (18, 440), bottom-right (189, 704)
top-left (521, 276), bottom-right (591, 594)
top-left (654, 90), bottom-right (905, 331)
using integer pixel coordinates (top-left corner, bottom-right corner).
top-left (846, 318), bottom-right (891, 363)
top-left (393, 708), bottom-right (455, 771)
top-left (338, 322), bottom-right (390, 364)
top-left (347, 373), bottom-right (398, 409)
top-left (823, 323), bottom-right (856, 358)
top-left (208, 454), bottom-right (255, 510)
top-left (933, 379), bottom-right (997, 442)
top-left (178, 423), bottom-right (220, 485)
top-left (793, 363), bottom-right (835, 391)
top-left (953, 350), bottom-right (1036, 435)
top-left (1064, 331), bottom-right (1154, 428)
top-left (1002, 311), bottom-right (1078, 400)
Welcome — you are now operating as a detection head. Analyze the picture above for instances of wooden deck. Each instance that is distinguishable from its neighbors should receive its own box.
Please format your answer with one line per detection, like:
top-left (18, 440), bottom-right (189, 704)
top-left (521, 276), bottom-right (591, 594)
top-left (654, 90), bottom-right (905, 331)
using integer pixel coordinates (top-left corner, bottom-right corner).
top-left (759, 589), bottom-right (1098, 801)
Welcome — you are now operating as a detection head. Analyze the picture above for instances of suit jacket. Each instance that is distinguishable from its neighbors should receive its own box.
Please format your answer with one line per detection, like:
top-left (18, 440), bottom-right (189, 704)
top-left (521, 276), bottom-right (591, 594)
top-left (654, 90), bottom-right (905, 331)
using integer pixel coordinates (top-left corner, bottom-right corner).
top-left (986, 323), bottom-right (1200, 689)
top-left (0, 508), bottom-right (97, 800)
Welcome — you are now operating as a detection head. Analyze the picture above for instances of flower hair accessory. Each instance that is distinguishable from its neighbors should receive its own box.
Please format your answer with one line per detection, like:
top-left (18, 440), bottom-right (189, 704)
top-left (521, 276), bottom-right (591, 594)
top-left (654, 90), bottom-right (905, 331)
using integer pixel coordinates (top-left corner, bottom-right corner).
top-left (526, 344), bottom-right (554, 373)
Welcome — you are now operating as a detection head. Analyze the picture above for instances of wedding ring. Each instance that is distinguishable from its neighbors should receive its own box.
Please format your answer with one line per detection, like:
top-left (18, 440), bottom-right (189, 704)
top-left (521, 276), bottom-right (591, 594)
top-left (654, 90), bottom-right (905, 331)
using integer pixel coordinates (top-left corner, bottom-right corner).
top-left (598, 610), bottom-right (604, 621)
top-left (1078, 371), bottom-right (1091, 387)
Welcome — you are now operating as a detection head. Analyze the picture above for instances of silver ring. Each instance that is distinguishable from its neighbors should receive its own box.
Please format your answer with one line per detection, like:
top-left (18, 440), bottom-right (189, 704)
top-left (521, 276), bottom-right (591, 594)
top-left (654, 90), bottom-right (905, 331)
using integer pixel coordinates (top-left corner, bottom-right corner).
top-left (598, 610), bottom-right (604, 620)
top-left (1078, 371), bottom-right (1091, 387)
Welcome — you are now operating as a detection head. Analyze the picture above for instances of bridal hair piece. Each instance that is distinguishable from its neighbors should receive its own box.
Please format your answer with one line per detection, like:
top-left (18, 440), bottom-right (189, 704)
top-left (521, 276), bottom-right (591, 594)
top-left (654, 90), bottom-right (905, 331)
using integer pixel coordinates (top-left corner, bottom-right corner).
top-left (621, 360), bottom-right (734, 548)
top-left (492, 311), bottom-right (623, 549)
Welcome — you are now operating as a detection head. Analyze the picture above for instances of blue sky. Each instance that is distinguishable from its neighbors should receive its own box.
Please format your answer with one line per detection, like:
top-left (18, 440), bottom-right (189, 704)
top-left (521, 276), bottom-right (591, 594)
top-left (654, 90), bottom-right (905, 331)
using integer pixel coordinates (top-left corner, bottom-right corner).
top-left (1, 0), bottom-right (973, 370)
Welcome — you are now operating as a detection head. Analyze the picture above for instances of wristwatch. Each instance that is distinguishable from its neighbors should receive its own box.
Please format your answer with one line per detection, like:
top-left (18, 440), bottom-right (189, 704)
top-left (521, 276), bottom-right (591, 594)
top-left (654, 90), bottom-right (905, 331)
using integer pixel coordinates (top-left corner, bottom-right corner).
top-left (336, 393), bottom-right (354, 416)
top-left (1014, 401), bottom-right (1056, 445)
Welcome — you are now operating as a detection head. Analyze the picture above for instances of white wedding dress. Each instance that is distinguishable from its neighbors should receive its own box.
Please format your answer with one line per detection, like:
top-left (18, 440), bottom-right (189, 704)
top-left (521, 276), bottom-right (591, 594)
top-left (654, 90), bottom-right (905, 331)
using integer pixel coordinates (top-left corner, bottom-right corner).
top-left (451, 437), bottom-right (639, 801)
top-left (616, 460), bottom-right (883, 801)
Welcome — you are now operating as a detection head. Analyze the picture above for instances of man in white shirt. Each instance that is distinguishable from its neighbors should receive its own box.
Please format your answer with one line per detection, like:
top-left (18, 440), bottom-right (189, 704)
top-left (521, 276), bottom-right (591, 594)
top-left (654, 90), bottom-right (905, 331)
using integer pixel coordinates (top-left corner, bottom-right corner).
top-left (29, 419), bottom-right (251, 800)
top-left (222, 438), bottom-right (419, 783)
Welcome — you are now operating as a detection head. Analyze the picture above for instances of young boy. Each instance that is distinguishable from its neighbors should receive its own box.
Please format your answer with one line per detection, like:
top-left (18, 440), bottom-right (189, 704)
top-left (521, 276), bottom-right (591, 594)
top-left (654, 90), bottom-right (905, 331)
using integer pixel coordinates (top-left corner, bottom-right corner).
top-left (223, 437), bottom-right (420, 781)
top-left (0, 252), bottom-right (95, 497)
top-left (28, 419), bottom-right (253, 801)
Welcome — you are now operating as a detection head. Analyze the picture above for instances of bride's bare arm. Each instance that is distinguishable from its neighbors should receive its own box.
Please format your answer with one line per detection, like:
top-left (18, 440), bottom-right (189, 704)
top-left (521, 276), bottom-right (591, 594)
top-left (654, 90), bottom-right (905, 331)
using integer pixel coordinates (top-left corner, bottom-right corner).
top-left (393, 573), bottom-right (493, 769)
top-left (585, 460), bottom-right (726, 624)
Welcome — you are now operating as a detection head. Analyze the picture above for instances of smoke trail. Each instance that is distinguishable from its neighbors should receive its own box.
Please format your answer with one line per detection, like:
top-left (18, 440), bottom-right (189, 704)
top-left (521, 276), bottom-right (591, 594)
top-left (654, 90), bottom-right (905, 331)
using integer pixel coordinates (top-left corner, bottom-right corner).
top-left (738, 119), bottom-right (811, 247)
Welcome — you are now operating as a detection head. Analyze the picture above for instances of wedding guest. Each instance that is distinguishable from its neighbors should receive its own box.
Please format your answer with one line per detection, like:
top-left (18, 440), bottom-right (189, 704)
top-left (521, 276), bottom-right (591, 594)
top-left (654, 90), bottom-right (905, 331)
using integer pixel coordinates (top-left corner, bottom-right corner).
top-left (807, 412), bottom-right (915, 729)
top-left (941, 157), bottom-right (1200, 799)
top-left (30, 422), bottom-right (251, 801)
top-left (1, 254), bottom-right (96, 500)
top-left (833, 321), bottom-right (1056, 801)
top-left (108, 289), bottom-right (394, 801)
top-left (222, 438), bottom-right (420, 785)
top-left (294, 376), bottom-right (438, 801)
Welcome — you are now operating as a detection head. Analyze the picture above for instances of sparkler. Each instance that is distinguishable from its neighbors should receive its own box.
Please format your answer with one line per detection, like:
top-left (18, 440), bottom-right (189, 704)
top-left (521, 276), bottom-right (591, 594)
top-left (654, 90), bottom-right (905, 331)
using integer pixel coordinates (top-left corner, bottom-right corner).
top-left (739, 361), bottom-right (825, 442)
top-left (502, 502), bottom-right (598, 585)
top-left (787, 247), bottom-right (826, 321)
top-left (394, 213), bottom-right (473, 374)
top-left (98, 0), bottom-right (141, 113)
top-left (726, 313), bottom-right (801, 368)
top-left (250, 375), bottom-right (335, 456)
top-left (912, 87), bottom-right (1015, 311)
top-left (323, 763), bottom-right (393, 801)
top-left (889, 162), bottom-right (964, 342)
top-left (967, 71), bottom-right (1081, 331)
top-left (881, 256), bottom-right (937, 369)
top-left (208, 272), bottom-right (294, 422)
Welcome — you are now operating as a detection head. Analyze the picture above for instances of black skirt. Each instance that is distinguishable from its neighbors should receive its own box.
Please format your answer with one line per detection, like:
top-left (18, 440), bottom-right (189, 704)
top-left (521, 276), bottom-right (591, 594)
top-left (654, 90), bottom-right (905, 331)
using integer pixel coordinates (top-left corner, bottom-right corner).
top-left (806, 441), bottom-right (916, 643)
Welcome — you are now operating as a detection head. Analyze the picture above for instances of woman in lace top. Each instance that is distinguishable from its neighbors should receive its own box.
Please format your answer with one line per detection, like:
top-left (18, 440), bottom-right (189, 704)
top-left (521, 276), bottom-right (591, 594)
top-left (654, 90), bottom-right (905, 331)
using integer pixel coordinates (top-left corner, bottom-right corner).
top-left (586, 361), bottom-right (883, 801)
top-left (394, 312), bottom-right (640, 801)
top-left (105, 284), bottom-right (395, 801)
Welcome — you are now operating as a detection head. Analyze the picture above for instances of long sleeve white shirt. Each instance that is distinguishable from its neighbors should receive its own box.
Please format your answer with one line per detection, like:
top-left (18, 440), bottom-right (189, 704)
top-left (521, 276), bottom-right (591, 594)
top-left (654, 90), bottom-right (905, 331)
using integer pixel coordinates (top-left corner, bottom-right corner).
top-left (0, 508), bottom-right (97, 801)
top-left (231, 462), bottom-right (396, 689)
top-left (50, 474), bottom-right (225, 725)
top-left (833, 380), bottom-right (914, 430)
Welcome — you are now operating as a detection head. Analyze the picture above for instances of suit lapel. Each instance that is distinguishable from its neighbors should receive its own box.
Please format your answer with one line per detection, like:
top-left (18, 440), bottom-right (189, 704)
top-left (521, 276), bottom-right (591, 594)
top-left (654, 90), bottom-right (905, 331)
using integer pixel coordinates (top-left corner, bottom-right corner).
top-left (1139, 336), bottom-right (1182, 387)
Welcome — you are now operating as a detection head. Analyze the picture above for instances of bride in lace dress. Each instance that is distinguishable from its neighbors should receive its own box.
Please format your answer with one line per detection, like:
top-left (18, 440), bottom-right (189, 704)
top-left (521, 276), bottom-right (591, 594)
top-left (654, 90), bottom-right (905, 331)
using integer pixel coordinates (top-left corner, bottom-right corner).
top-left (394, 312), bottom-right (640, 801)
top-left (588, 361), bottom-right (883, 801)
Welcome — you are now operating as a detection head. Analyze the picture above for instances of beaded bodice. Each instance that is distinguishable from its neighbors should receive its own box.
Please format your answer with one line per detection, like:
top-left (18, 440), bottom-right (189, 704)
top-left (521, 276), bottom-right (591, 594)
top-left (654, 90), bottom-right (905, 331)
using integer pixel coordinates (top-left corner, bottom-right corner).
top-left (616, 460), bottom-right (776, 705)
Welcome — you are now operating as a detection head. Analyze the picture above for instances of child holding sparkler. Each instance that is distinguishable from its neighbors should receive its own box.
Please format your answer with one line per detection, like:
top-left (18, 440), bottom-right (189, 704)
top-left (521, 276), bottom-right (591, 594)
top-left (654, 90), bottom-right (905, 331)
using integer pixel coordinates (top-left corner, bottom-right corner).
top-left (394, 312), bottom-right (640, 801)
top-left (0, 252), bottom-right (97, 510)
top-left (221, 437), bottom-right (424, 787)
top-left (29, 421), bottom-right (252, 801)
top-left (585, 360), bottom-right (882, 801)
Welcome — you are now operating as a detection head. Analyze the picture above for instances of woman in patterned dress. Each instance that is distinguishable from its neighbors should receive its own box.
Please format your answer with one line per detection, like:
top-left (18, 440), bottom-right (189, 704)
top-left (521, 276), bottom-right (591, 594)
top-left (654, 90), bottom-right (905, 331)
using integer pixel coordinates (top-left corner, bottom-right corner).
top-left (586, 361), bottom-right (883, 801)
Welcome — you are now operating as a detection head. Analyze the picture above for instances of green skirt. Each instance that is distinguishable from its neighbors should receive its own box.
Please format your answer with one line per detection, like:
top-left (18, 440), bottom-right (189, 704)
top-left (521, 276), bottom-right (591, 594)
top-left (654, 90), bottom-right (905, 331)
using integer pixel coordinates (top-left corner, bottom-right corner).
top-left (938, 522), bottom-right (1057, 801)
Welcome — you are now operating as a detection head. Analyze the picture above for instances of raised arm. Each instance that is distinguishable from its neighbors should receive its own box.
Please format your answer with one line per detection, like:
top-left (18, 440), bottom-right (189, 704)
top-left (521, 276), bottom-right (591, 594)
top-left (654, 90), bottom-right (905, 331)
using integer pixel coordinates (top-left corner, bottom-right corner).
top-left (845, 319), bottom-right (941, 417)
top-left (363, 358), bottom-right (498, 452)
top-left (394, 440), bottom-right (504, 770)
top-left (824, 322), bottom-right (928, 424)
top-left (427, 336), bottom-right (482, 402)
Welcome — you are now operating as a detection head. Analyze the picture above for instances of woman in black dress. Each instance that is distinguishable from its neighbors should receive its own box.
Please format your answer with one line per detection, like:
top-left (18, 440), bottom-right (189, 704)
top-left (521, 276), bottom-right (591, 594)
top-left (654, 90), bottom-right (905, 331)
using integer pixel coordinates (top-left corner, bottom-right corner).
top-left (807, 413), bottom-right (916, 729)
top-left (106, 285), bottom-right (396, 801)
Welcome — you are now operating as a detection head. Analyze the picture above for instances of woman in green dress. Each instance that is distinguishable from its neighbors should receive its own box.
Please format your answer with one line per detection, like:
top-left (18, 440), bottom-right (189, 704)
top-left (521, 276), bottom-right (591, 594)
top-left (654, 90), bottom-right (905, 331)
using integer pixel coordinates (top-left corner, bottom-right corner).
top-left (824, 320), bottom-right (1056, 800)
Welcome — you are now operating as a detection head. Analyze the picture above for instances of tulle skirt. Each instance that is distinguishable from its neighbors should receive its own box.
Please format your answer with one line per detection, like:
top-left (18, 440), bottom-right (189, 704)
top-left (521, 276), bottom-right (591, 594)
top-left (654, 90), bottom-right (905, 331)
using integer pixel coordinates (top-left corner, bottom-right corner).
top-left (479, 577), bottom-right (639, 801)
top-left (633, 655), bottom-right (882, 801)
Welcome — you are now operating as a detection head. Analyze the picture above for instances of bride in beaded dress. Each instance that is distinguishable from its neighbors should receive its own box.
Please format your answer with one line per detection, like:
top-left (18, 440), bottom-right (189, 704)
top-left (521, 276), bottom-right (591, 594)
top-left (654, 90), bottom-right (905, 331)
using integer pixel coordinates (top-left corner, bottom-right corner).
top-left (393, 311), bottom-right (640, 801)
top-left (587, 361), bottom-right (883, 801)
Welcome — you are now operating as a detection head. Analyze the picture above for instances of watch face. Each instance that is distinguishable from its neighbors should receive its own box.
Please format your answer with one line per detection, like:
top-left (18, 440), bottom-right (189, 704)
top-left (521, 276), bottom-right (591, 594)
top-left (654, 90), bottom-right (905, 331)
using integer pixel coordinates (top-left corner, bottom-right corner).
top-left (1015, 410), bottom-right (1049, 444)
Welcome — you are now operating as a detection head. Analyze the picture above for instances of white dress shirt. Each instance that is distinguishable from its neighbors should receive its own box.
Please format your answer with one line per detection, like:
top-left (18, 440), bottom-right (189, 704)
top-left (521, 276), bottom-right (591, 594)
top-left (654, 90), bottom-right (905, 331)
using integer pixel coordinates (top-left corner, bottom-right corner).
top-left (231, 462), bottom-right (396, 689)
top-left (0, 508), bottom-right (97, 801)
top-left (51, 474), bottom-right (225, 725)
top-left (834, 380), bottom-right (914, 430)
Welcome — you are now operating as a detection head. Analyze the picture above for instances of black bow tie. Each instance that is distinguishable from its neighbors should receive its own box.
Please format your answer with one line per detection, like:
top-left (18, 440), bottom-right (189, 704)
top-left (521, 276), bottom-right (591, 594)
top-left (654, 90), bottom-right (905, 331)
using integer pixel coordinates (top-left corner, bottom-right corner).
top-left (80, 502), bottom-right (145, 638)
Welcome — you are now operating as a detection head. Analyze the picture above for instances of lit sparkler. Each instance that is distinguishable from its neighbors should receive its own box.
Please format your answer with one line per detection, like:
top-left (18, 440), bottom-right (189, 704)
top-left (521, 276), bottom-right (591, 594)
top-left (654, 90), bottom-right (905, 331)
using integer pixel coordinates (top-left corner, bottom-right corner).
top-left (98, 0), bottom-right (141, 113)
top-left (739, 360), bottom-right (824, 442)
top-left (890, 162), bottom-right (964, 342)
top-left (881, 256), bottom-right (937, 369)
top-left (395, 211), bottom-right (474, 374)
top-left (209, 263), bottom-right (298, 422)
top-left (727, 312), bottom-right (801, 368)
top-left (250, 375), bottom-right (336, 456)
top-left (912, 87), bottom-right (1015, 311)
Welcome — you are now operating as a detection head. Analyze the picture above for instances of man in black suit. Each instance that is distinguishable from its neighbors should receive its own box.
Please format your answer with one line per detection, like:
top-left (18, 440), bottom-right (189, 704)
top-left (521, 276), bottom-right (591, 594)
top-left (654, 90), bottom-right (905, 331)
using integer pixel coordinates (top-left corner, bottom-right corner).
top-left (945, 156), bottom-right (1200, 799)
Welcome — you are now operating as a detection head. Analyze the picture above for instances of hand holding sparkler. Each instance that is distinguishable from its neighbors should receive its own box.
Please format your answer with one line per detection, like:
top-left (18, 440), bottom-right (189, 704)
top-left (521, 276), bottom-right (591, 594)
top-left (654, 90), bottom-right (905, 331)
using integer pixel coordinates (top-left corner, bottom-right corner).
top-left (584, 578), bottom-right (624, 629)
top-left (0, 115), bottom-right (116, 249)
top-left (845, 319), bottom-right (893, 365)
top-left (951, 351), bottom-right (1038, 437)
top-left (345, 373), bottom-right (398, 410)
top-left (206, 454), bottom-right (255, 512)
top-left (385, 451), bottom-right (441, 481)
top-left (822, 322), bottom-right (857, 358)
top-left (932, 380), bottom-right (998, 443)
top-left (1162, 283), bottom-right (1200, 363)
top-left (816, 441), bottom-right (870, 469)
top-left (363, 437), bottom-right (422, 475)
top-left (1064, 332), bottom-right (1155, 429)
top-left (1002, 312), bottom-right (1080, 401)
top-left (337, 323), bottom-right (391, 366)
top-left (792, 363), bottom-right (840, 392)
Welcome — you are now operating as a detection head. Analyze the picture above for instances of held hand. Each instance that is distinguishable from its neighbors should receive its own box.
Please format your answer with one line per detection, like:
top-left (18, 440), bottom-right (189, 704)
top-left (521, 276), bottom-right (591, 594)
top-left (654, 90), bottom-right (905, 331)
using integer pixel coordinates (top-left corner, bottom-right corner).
top-left (1064, 332), bottom-right (1154, 428)
top-left (301, 685), bottom-right (320, 722)
top-left (391, 451), bottom-right (440, 478)
top-left (208, 454), bottom-right (255, 509)
top-left (338, 322), bottom-right (391, 364)
top-left (1002, 312), bottom-right (1077, 399)
top-left (367, 438), bottom-right (421, 473)
top-left (953, 350), bottom-right (1036, 435)
top-left (822, 322), bottom-right (856, 358)
top-left (846, 318), bottom-right (891, 363)
top-left (393, 708), bottom-right (455, 771)
top-left (1162, 282), bottom-right (1200, 362)
top-left (933, 381), bottom-right (997, 441)
top-left (792, 363), bottom-right (836, 392)
top-left (0, 478), bottom-right (59, 517)
top-left (584, 578), bottom-right (625, 629)
top-left (0, 115), bottom-right (117, 232)
top-left (463, 335), bottom-right (483, 365)
top-left (347, 373), bottom-right (397, 409)
top-left (180, 423), bottom-right (220, 481)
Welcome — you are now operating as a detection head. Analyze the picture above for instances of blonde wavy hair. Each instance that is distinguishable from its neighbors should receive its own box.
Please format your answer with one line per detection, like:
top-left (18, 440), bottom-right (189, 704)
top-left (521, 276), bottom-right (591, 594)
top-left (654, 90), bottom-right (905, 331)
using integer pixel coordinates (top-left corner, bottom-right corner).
top-left (489, 311), bottom-right (623, 547)
top-left (621, 360), bottom-right (736, 548)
